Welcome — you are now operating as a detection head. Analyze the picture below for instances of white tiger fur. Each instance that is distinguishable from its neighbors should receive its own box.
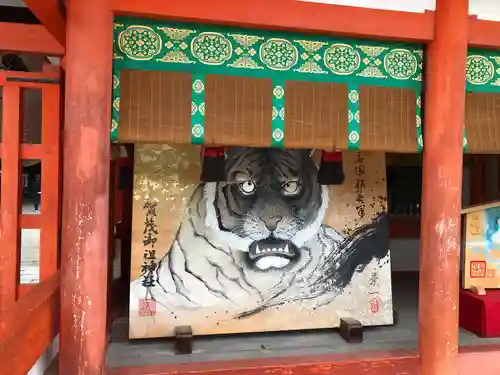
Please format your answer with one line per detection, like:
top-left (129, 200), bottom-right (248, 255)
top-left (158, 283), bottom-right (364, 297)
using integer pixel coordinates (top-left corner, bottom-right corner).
top-left (130, 182), bottom-right (344, 312)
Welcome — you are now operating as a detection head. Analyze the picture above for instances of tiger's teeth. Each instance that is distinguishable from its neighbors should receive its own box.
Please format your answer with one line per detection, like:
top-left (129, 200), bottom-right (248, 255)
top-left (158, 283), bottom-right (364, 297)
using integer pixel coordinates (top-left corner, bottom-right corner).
top-left (255, 245), bottom-right (293, 254)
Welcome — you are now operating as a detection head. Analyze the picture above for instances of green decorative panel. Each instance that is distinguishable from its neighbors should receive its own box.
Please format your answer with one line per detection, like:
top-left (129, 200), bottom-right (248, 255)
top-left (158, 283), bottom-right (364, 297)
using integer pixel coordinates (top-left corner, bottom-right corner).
top-left (112, 16), bottom-right (424, 146)
top-left (111, 67), bottom-right (120, 143)
top-left (191, 73), bottom-right (205, 144)
top-left (463, 128), bottom-right (468, 152)
top-left (416, 100), bottom-right (468, 153)
top-left (113, 17), bottom-right (423, 88)
top-left (347, 85), bottom-right (360, 150)
top-left (415, 94), bottom-right (423, 153)
top-left (271, 79), bottom-right (285, 148)
top-left (466, 49), bottom-right (500, 93)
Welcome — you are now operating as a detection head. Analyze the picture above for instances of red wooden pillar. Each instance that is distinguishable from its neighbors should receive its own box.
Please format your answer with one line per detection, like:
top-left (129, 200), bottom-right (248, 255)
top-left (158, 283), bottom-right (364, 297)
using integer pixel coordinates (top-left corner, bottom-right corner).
top-left (0, 86), bottom-right (22, 310)
top-left (60, 0), bottom-right (113, 374)
top-left (418, 1), bottom-right (468, 375)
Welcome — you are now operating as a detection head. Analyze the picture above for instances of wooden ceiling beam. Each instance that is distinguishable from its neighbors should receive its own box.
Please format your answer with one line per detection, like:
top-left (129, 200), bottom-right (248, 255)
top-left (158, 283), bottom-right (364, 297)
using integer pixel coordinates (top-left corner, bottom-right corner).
top-left (468, 16), bottom-right (500, 48)
top-left (111, 0), bottom-right (434, 42)
top-left (23, 0), bottom-right (66, 47)
top-left (0, 22), bottom-right (64, 56)
top-left (112, 0), bottom-right (500, 48)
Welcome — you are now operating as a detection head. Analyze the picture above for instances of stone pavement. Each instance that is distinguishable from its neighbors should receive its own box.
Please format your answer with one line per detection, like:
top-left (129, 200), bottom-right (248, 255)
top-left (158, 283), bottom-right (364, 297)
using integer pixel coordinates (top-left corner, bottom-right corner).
top-left (21, 202), bottom-right (40, 284)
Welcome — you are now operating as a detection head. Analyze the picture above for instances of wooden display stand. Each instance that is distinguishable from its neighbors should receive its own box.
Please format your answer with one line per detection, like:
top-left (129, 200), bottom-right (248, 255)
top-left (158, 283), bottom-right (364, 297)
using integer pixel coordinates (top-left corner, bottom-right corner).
top-left (460, 203), bottom-right (500, 337)
top-left (174, 326), bottom-right (194, 354)
top-left (459, 289), bottom-right (500, 338)
top-left (339, 318), bottom-right (363, 343)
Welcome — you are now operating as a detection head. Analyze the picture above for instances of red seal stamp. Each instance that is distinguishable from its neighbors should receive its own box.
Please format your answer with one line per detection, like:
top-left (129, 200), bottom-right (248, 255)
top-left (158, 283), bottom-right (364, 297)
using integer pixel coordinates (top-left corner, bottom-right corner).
top-left (368, 293), bottom-right (381, 313)
top-left (139, 299), bottom-right (156, 317)
top-left (470, 261), bottom-right (487, 278)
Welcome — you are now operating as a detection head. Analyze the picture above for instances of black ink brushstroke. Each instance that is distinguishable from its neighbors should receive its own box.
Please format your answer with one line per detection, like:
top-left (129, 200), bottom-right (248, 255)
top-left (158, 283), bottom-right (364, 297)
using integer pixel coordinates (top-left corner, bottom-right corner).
top-left (176, 239), bottom-right (232, 302)
top-left (207, 259), bottom-right (252, 297)
top-left (168, 252), bottom-right (198, 305)
top-left (233, 214), bottom-right (389, 319)
top-left (313, 213), bottom-right (389, 291)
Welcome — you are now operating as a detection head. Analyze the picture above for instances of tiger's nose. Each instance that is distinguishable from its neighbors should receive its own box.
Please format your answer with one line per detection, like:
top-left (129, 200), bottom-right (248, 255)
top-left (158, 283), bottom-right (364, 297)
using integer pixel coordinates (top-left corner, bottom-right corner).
top-left (264, 215), bottom-right (282, 231)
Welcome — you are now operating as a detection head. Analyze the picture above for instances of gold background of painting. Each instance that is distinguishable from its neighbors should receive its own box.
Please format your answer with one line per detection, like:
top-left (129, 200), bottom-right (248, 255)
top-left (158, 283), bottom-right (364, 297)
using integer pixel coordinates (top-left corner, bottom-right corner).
top-left (130, 145), bottom-right (388, 279)
top-left (129, 145), bottom-right (392, 338)
top-left (463, 210), bottom-right (500, 289)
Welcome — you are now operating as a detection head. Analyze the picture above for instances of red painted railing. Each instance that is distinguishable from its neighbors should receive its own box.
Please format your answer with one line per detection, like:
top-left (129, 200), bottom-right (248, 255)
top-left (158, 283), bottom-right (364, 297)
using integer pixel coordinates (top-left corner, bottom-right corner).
top-left (0, 67), bottom-right (62, 375)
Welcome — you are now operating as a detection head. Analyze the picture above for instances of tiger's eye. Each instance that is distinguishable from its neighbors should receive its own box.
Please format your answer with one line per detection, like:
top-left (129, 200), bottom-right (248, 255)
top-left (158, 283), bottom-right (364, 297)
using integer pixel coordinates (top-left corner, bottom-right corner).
top-left (282, 181), bottom-right (300, 196)
top-left (239, 180), bottom-right (256, 195)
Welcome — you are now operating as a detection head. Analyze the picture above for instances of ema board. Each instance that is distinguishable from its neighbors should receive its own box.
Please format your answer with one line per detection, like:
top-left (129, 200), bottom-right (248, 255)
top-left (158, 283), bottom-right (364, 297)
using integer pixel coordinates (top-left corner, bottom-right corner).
top-left (462, 202), bottom-right (500, 290)
top-left (128, 145), bottom-right (393, 338)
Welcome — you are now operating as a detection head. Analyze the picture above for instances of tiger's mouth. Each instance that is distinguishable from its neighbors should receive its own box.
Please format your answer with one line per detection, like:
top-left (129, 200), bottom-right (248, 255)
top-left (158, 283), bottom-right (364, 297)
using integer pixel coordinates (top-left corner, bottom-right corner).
top-left (247, 239), bottom-right (299, 270)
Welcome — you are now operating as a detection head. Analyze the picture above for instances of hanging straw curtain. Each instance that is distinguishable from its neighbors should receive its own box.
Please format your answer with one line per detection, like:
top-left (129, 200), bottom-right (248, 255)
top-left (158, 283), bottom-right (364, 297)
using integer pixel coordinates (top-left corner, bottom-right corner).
top-left (117, 69), bottom-right (419, 152)
top-left (464, 92), bottom-right (500, 153)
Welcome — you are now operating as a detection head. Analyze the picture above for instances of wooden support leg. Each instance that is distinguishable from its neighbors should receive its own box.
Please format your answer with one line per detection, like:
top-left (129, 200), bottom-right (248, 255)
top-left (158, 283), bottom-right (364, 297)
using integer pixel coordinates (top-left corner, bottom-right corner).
top-left (339, 317), bottom-right (363, 343)
top-left (418, 1), bottom-right (468, 375)
top-left (174, 325), bottom-right (194, 354)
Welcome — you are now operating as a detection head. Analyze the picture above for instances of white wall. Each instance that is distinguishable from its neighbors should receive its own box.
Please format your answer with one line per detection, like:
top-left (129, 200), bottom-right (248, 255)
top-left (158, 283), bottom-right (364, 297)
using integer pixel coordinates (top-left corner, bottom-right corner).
top-left (301, 0), bottom-right (500, 22)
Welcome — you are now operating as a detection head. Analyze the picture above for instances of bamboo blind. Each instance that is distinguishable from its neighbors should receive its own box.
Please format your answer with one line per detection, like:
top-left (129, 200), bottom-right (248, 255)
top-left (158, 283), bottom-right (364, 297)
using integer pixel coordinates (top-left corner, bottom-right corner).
top-left (465, 92), bottom-right (500, 153)
top-left (359, 86), bottom-right (417, 152)
top-left (284, 81), bottom-right (348, 150)
top-left (118, 70), bottom-right (192, 144)
top-left (204, 75), bottom-right (272, 147)
top-left (117, 70), bottom-right (419, 152)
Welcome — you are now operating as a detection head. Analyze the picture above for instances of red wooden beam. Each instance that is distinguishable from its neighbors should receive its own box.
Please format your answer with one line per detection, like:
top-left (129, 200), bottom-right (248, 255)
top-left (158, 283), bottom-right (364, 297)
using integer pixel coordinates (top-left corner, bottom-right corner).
top-left (23, 0), bottom-right (66, 48)
top-left (108, 350), bottom-right (420, 375)
top-left (112, 0), bottom-right (434, 42)
top-left (0, 22), bottom-right (64, 56)
top-left (18, 284), bottom-right (36, 298)
top-left (0, 144), bottom-right (42, 160)
top-left (106, 346), bottom-right (500, 375)
top-left (468, 16), bottom-right (500, 48)
top-left (0, 272), bottom-right (60, 375)
top-left (112, 0), bottom-right (500, 48)
top-left (0, 70), bottom-right (60, 87)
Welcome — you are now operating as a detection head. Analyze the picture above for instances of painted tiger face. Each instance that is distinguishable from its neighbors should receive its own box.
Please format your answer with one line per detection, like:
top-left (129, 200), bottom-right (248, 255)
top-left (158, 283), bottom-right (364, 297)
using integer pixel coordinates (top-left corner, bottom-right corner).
top-left (214, 147), bottom-right (327, 271)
